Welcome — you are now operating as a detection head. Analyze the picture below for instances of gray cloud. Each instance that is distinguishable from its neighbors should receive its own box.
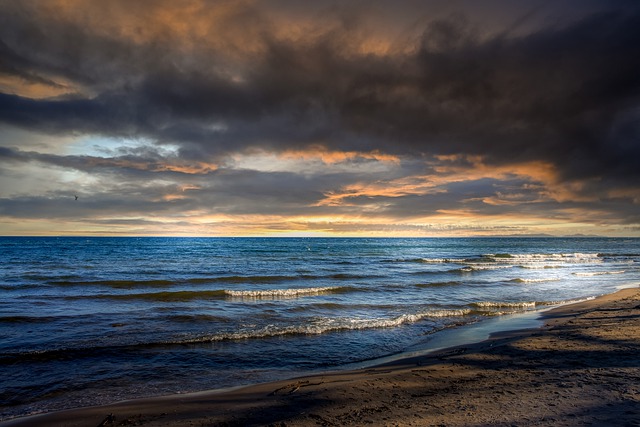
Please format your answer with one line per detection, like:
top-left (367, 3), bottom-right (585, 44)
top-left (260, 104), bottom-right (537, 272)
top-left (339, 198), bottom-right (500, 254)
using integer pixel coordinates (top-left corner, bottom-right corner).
top-left (1, 141), bottom-right (638, 231)
top-left (0, 0), bottom-right (638, 234)
top-left (1, 3), bottom-right (639, 180)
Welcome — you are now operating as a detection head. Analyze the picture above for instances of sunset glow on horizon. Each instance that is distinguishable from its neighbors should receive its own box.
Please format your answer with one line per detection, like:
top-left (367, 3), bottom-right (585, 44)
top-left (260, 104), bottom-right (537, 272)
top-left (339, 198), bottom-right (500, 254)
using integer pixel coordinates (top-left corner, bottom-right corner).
top-left (1, 0), bottom-right (639, 237)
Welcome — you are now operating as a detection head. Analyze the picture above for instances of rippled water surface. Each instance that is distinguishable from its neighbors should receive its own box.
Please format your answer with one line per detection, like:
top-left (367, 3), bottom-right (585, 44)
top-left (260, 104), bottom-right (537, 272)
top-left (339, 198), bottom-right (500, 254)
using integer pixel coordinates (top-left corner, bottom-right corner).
top-left (1, 237), bottom-right (639, 419)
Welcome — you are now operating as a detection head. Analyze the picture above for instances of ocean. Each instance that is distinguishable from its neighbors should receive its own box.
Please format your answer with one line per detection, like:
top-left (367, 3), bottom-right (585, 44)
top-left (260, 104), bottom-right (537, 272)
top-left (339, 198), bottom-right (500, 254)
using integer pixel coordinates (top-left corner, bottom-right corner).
top-left (1, 237), bottom-right (639, 420)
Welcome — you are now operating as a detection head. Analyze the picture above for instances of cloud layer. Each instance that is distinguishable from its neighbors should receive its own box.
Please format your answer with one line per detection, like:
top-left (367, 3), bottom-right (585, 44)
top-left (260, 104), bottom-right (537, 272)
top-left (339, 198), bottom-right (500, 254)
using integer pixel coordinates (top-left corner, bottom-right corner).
top-left (1, 0), bottom-right (639, 236)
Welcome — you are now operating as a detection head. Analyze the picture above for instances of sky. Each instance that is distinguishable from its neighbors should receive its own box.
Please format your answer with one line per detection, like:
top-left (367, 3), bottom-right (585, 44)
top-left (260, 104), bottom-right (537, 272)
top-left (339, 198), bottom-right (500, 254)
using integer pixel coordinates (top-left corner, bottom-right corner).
top-left (0, 0), bottom-right (639, 237)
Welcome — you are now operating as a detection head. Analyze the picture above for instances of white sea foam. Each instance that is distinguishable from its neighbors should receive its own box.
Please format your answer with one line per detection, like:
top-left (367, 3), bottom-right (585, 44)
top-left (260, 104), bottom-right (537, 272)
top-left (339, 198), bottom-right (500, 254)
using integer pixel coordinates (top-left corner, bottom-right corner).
top-left (465, 265), bottom-right (514, 271)
top-left (539, 296), bottom-right (597, 306)
top-left (182, 309), bottom-right (473, 343)
top-left (509, 277), bottom-right (560, 284)
top-left (464, 296), bottom-right (598, 311)
top-left (423, 253), bottom-right (605, 269)
top-left (339, 309), bottom-right (472, 329)
top-left (224, 286), bottom-right (345, 298)
top-left (520, 265), bottom-right (563, 269)
top-left (485, 253), bottom-right (602, 264)
top-left (474, 301), bottom-right (537, 308)
top-left (420, 258), bottom-right (456, 263)
top-left (573, 270), bottom-right (626, 277)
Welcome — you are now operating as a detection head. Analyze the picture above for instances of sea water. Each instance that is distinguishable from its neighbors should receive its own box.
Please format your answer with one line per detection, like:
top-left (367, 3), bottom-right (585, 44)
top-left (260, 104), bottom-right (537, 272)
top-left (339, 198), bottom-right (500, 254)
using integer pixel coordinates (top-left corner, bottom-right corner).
top-left (1, 237), bottom-right (639, 420)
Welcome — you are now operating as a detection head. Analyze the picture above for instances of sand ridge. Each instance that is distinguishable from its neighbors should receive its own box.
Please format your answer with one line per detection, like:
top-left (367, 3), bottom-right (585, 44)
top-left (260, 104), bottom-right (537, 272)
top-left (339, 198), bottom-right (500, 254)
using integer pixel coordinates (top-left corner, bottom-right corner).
top-left (2, 288), bottom-right (639, 426)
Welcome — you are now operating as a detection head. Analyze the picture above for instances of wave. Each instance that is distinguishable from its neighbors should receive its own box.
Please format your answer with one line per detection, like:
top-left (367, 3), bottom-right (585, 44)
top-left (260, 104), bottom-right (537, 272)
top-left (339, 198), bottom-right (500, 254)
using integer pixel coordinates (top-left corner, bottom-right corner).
top-left (572, 270), bottom-right (626, 277)
top-left (540, 296), bottom-right (596, 306)
top-left (472, 301), bottom-right (537, 309)
top-left (519, 265), bottom-right (563, 270)
top-left (482, 253), bottom-right (603, 264)
top-left (415, 253), bottom-right (610, 271)
top-left (418, 258), bottom-right (458, 264)
top-left (466, 265), bottom-right (514, 271)
top-left (597, 253), bottom-right (640, 258)
top-left (490, 253), bottom-right (513, 258)
top-left (447, 265), bottom-right (512, 273)
top-left (224, 286), bottom-right (354, 298)
top-left (385, 258), bottom-right (447, 263)
top-left (63, 286), bottom-right (357, 302)
top-left (508, 277), bottom-right (560, 284)
top-left (387, 257), bottom-right (472, 265)
top-left (177, 309), bottom-right (473, 343)
top-left (413, 253), bottom-right (627, 277)
top-left (472, 295), bottom-right (598, 310)
top-left (0, 308), bottom-right (474, 363)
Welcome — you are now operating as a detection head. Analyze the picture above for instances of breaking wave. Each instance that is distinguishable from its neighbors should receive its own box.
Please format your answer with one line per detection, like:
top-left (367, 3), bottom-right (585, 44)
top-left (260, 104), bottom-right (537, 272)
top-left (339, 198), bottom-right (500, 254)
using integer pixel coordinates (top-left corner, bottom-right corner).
top-left (62, 286), bottom-right (357, 302)
top-left (472, 296), bottom-right (597, 310)
top-left (224, 286), bottom-right (355, 298)
top-left (573, 270), bottom-right (627, 277)
top-left (1, 309), bottom-right (474, 363)
top-left (472, 301), bottom-right (537, 309)
top-left (508, 277), bottom-right (560, 284)
top-left (415, 252), bottom-right (609, 270)
top-left (178, 309), bottom-right (473, 343)
top-left (482, 252), bottom-right (602, 264)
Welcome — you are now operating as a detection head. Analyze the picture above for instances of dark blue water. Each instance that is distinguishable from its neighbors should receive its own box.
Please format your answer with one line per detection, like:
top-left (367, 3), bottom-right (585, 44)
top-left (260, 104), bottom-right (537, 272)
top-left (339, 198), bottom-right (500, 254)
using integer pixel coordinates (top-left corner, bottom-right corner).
top-left (1, 237), bottom-right (638, 420)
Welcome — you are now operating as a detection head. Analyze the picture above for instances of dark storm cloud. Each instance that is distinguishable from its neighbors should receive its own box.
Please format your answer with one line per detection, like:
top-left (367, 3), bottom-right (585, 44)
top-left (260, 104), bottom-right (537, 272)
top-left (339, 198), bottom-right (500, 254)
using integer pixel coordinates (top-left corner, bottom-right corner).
top-left (0, 93), bottom-right (115, 134)
top-left (339, 9), bottom-right (640, 183)
top-left (0, 1), bottom-right (639, 215)
top-left (0, 39), bottom-right (67, 90)
top-left (2, 2), bottom-right (639, 184)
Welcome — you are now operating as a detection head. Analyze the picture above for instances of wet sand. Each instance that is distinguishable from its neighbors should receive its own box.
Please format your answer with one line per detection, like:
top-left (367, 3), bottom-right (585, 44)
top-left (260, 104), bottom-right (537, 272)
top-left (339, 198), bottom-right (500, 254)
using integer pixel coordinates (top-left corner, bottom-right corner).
top-left (3, 287), bottom-right (639, 427)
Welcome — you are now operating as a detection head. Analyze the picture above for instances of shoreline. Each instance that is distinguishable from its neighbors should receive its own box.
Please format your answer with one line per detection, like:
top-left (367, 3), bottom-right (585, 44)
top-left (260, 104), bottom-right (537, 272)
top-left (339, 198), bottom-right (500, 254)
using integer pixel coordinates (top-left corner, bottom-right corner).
top-left (2, 287), bottom-right (639, 426)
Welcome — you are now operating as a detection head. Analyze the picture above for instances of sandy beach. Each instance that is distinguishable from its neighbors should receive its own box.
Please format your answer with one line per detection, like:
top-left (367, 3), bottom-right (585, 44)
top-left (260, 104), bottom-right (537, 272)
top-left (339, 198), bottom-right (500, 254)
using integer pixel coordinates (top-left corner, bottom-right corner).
top-left (3, 287), bottom-right (639, 427)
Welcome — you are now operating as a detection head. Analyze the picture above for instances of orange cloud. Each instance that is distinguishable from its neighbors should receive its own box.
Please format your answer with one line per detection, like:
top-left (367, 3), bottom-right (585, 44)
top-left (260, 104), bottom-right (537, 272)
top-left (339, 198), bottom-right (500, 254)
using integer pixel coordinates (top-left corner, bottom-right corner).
top-left (26, 0), bottom-right (415, 72)
top-left (161, 184), bottom-right (202, 201)
top-left (430, 154), bottom-right (605, 204)
top-left (606, 187), bottom-right (640, 203)
top-left (316, 155), bottom-right (560, 208)
top-left (82, 157), bottom-right (217, 174)
top-left (279, 146), bottom-right (400, 165)
top-left (0, 74), bottom-right (84, 99)
top-left (431, 154), bottom-right (558, 184)
top-left (317, 177), bottom-right (442, 207)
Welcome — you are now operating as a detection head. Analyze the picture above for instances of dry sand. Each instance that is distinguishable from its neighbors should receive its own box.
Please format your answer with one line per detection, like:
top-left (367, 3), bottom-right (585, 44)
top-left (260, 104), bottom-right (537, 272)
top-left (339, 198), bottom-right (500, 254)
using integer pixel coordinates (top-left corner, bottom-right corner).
top-left (3, 287), bottom-right (639, 427)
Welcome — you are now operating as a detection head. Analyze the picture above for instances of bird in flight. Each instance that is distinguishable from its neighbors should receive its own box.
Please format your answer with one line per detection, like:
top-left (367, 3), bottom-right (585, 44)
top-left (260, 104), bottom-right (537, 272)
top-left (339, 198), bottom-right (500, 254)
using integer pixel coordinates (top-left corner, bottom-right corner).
top-left (74, 195), bottom-right (78, 201)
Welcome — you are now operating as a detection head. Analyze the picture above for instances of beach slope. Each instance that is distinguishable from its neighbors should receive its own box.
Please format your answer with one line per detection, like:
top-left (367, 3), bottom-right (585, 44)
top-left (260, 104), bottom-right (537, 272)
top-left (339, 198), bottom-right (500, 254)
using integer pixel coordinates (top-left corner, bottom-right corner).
top-left (3, 288), bottom-right (639, 427)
